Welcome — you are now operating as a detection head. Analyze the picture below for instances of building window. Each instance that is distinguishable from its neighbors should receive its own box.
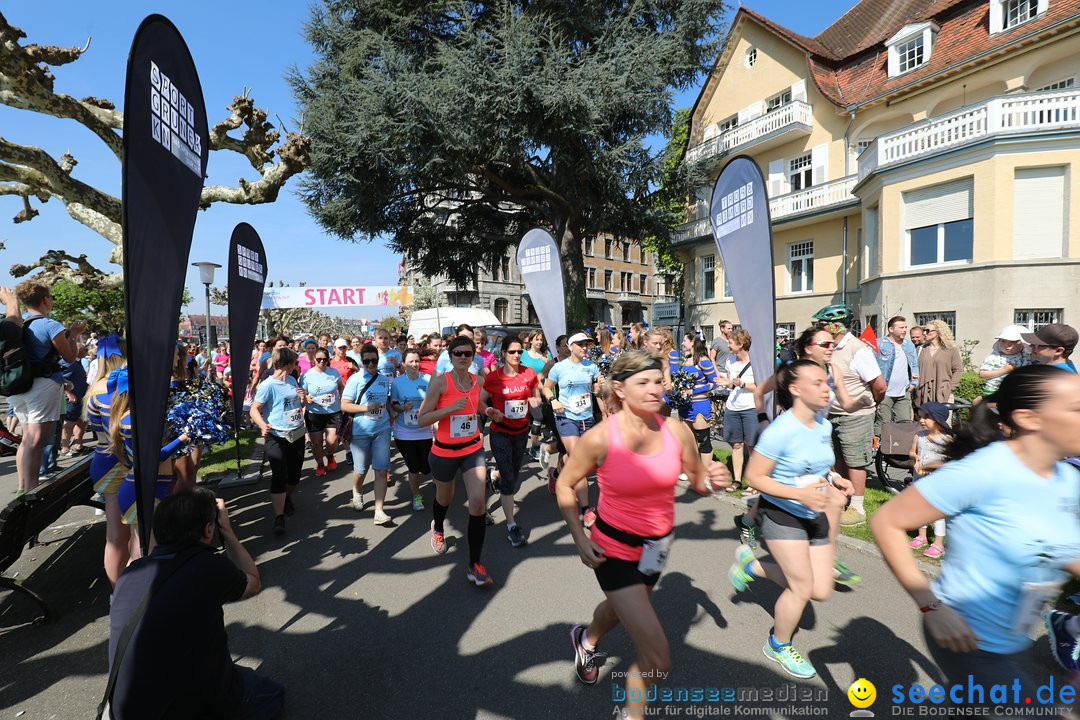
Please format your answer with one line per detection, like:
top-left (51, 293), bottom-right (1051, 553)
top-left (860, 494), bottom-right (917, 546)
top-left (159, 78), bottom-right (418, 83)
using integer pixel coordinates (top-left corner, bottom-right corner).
top-left (766, 89), bottom-right (792, 113)
top-left (1005, 0), bottom-right (1039, 28)
top-left (788, 153), bottom-right (812, 191)
top-left (640, 247), bottom-right (647, 264)
top-left (915, 312), bottom-right (956, 336)
top-left (897, 35), bottom-right (924, 74)
top-left (701, 255), bottom-right (716, 300)
top-left (621, 272), bottom-right (634, 291)
top-left (718, 115), bottom-right (739, 133)
top-left (909, 219), bottom-right (973, 266)
top-left (723, 274), bottom-right (732, 300)
top-left (604, 238), bottom-right (613, 259)
top-left (622, 242), bottom-right (631, 263)
top-left (587, 267), bottom-right (596, 289)
top-left (745, 47), bottom-right (757, 68)
top-left (1038, 78), bottom-right (1075, 91)
top-left (584, 237), bottom-right (594, 256)
top-left (787, 241), bottom-right (814, 293)
top-left (493, 298), bottom-right (508, 323)
top-left (527, 301), bottom-right (539, 325)
top-left (639, 274), bottom-right (648, 295)
top-left (604, 269), bottom-right (612, 291)
top-left (1014, 309), bottom-right (1062, 331)
top-left (499, 256), bottom-right (510, 282)
top-left (855, 138), bottom-right (875, 155)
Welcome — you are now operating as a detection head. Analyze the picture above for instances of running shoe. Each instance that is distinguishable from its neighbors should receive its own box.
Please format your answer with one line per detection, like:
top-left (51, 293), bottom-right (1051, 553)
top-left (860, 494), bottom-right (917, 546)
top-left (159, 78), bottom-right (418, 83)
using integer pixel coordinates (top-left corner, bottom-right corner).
top-left (507, 524), bottom-right (527, 548)
top-left (272, 514), bottom-right (286, 536)
top-left (547, 466), bottom-right (558, 495)
top-left (528, 445), bottom-right (541, 461)
top-left (465, 562), bottom-right (494, 586)
top-left (315, 464), bottom-right (327, 477)
top-left (350, 495), bottom-right (364, 512)
top-left (412, 494), bottom-right (424, 512)
top-left (326, 456), bottom-right (337, 471)
top-left (582, 507), bottom-right (597, 529)
top-left (373, 509), bottom-right (392, 526)
top-left (833, 558), bottom-right (861, 586)
top-left (569, 624), bottom-right (607, 685)
top-left (729, 544), bottom-right (757, 592)
top-left (762, 641), bottom-right (816, 679)
top-left (485, 510), bottom-right (496, 526)
top-left (284, 496), bottom-right (296, 517)
top-left (1045, 610), bottom-right (1080, 671)
top-left (430, 521), bottom-right (446, 555)
top-left (738, 513), bottom-right (758, 549)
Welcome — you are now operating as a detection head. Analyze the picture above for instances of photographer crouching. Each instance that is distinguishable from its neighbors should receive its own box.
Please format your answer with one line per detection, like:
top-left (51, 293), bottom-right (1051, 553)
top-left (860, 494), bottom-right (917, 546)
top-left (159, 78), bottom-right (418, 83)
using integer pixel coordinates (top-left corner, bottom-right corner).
top-left (103, 488), bottom-right (284, 719)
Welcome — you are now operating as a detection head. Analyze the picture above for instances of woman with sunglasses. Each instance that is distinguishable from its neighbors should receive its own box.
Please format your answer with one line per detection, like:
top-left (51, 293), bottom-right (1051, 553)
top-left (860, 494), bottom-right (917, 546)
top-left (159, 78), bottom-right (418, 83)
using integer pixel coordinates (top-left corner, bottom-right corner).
top-left (301, 348), bottom-right (345, 477)
top-left (481, 335), bottom-right (541, 548)
top-left (419, 335), bottom-right (493, 586)
top-left (390, 348), bottom-right (433, 512)
top-left (341, 344), bottom-right (394, 525)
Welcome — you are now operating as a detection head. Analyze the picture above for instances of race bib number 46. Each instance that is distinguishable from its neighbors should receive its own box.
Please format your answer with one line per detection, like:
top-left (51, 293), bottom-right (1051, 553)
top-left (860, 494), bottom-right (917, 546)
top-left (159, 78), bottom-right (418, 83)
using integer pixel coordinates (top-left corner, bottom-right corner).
top-left (449, 414), bottom-right (476, 439)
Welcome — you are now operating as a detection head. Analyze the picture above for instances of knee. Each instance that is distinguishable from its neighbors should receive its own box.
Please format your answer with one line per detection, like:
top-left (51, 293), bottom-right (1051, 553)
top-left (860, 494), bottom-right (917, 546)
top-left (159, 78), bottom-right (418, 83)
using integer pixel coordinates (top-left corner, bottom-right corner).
top-left (811, 579), bottom-right (834, 602)
top-left (467, 497), bottom-right (485, 515)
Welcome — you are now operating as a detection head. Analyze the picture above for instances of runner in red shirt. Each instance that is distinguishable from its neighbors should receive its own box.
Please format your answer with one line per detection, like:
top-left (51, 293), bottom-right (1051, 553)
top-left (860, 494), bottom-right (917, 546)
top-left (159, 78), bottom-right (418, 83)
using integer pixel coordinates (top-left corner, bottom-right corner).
top-left (481, 336), bottom-right (540, 548)
top-left (330, 338), bottom-right (356, 383)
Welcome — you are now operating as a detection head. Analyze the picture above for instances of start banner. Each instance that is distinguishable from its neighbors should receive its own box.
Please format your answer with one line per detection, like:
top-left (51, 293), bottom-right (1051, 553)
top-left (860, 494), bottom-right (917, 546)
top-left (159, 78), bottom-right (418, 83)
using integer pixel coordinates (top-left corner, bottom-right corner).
top-left (261, 285), bottom-right (414, 309)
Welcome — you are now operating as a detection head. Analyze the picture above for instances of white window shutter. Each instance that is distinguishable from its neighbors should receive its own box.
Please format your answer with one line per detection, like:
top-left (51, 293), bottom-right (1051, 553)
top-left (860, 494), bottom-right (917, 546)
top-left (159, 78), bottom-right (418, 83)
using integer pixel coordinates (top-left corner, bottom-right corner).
top-left (1037, 0), bottom-right (1049, 16)
top-left (1013, 167), bottom-right (1065, 259)
top-left (768, 159), bottom-right (784, 197)
top-left (887, 46), bottom-right (899, 77)
top-left (791, 79), bottom-right (807, 103)
top-left (989, 0), bottom-right (1003, 33)
top-left (703, 123), bottom-right (717, 141)
top-left (738, 102), bottom-right (763, 124)
top-left (811, 143), bottom-right (828, 186)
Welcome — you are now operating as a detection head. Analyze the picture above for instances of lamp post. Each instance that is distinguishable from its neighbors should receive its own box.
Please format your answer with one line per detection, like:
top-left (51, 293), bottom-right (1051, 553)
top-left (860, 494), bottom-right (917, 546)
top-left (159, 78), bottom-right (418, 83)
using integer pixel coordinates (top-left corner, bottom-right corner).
top-left (191, 261), bottom-right (221, 350)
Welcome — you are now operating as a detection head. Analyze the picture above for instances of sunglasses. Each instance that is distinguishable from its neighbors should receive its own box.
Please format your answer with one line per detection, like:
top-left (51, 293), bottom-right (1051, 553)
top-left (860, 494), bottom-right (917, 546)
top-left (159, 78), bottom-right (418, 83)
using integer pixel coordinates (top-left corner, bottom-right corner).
top-left (810, 341), bottom-right (836, 349)
top-left (361, 357), bottom-right (378, 365)
top-left (451, 350), bottom-right (475, 358)
top-left (505, 349), bottom-right (524, 355)
top-left (315, 358), bottom-right (328, 363)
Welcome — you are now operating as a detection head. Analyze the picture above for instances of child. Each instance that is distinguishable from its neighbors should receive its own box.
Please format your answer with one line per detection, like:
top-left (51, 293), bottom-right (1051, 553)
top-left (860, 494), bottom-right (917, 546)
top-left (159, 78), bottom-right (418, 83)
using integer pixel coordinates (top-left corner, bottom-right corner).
top-left (977, 325), bottom-right (1030, 397)
top-left (907, 402), bottom-right (953, 558)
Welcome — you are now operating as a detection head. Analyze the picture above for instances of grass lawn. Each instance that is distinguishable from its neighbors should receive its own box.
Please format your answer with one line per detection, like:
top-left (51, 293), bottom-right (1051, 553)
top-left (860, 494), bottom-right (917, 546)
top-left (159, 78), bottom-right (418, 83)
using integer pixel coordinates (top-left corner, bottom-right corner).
top-left (198, 429), bottom-right (261, 479)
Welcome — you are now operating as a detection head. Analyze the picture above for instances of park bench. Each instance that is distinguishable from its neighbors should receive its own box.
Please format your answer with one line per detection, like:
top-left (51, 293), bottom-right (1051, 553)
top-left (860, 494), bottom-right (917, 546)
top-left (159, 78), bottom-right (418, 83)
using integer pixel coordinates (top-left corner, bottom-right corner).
top-left (0, 456), bottom-right (99, 624)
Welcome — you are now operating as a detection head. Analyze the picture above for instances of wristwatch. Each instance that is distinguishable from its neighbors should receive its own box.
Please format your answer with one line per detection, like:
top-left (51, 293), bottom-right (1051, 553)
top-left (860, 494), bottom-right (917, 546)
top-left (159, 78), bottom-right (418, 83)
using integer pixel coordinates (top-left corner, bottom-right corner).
top-left (919, 600), bottom-right (943, 613)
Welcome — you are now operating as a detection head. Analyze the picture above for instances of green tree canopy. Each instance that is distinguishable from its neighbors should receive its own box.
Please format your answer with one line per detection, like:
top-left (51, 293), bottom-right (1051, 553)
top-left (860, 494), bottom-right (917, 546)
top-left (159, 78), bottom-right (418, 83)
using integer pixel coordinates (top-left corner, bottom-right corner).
top-left (292, 0), bottom-right (727, 327)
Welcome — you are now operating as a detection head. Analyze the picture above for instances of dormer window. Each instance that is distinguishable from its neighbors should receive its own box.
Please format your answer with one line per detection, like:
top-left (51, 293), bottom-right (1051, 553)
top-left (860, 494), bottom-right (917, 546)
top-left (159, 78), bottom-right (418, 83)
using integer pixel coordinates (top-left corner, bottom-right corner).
top-left (991, 0), bottom-right (1049, 33)
top-left (886, 22), bottom-right (937, 78)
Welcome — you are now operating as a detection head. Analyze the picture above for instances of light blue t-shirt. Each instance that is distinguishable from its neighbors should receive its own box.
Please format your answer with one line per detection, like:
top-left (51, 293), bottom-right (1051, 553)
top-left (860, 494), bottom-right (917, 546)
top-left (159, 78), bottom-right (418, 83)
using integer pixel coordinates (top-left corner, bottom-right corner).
top-left (379, 348), bottom-right (402, 377)
top-left (391, 373), bottom-right (433, 441)
top-left (754, 410), bottom-right (835, 519)
top-left (435, 349), bottom-right (483, 375)
top-left (300, 367), bottom-right (342, 414)
top-left (343, 370), bottom-right (391, 436)
top-left (918, 442), bottom-right (1080, 654)
top-left (253, 375), bottom-right (304, 438)
top-left (21, 314), bottom-right (65, 384)
top-left (548, 358), bottom-right (600, 422)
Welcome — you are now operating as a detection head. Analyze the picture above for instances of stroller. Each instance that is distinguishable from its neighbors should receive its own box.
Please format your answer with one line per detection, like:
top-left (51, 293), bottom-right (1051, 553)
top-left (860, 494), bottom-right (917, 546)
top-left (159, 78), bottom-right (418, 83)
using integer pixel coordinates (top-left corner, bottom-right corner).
top-left (874, 421), bottom-right (918, 494)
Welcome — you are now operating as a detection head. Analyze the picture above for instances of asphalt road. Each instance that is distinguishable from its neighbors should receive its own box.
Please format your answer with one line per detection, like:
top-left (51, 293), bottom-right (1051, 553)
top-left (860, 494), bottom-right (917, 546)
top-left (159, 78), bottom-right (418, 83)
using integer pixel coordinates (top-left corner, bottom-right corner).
top-left (0, 447), bottom-right (1061, 720)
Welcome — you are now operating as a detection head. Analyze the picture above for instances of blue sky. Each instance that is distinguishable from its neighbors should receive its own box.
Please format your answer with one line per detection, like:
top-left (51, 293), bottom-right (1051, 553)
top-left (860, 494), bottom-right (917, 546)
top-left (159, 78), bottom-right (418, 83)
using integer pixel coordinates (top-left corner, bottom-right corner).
top-left (0, 1), bottom-right (853, 319)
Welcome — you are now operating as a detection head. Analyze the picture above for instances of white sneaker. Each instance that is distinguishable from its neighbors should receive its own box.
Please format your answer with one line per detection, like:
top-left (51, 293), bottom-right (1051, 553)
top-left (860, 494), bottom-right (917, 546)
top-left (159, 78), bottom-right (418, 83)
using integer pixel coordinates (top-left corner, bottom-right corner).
top-left (373, 509), bottom-right (392, 525)
top-left (350, 495), bottom-right (364, 512)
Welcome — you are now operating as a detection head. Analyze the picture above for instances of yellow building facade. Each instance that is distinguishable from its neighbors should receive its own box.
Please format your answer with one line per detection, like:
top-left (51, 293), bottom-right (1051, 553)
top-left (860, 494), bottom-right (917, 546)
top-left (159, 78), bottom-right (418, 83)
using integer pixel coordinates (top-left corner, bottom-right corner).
top-left (676, 0), bottom-right (1080, 348)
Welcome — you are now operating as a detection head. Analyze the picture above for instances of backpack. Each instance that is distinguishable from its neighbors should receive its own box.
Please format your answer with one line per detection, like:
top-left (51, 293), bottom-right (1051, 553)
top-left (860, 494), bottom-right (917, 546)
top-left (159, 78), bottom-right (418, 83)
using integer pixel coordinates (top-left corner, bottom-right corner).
top-left (0, 317), bottom-right (62, 397)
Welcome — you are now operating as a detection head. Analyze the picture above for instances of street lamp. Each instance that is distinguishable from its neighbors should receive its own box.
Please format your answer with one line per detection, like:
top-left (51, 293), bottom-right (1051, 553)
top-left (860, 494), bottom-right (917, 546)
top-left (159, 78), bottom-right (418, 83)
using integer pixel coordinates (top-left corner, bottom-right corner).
top-left (191, 261), bottom-right (221, 348)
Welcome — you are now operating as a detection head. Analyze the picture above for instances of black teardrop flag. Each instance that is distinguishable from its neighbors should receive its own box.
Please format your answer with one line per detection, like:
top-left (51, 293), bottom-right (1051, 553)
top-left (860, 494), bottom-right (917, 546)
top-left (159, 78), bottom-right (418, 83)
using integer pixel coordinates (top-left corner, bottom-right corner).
top-left (227, 223), bottom-right (267, 432)
top-left (122, 15), bottom-right (209, 549)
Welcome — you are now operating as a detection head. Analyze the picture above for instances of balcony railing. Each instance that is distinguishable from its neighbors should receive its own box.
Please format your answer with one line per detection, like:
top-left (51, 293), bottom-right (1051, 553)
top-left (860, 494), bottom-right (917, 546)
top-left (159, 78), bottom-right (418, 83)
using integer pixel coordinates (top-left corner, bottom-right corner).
top-left (687, 100), bottom-right (813, 165)
top-left (671, 175), bottom-right (859, 246)
top-left (617, 291), bottom-right (641, 303)
top-left (859, 88), bottom-right (1080, 179)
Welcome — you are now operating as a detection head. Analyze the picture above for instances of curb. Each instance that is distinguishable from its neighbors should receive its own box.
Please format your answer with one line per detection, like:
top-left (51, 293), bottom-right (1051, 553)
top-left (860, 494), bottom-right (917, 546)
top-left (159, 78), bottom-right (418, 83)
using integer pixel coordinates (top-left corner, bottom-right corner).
top-left (708, 490), bottom-right (941, 579)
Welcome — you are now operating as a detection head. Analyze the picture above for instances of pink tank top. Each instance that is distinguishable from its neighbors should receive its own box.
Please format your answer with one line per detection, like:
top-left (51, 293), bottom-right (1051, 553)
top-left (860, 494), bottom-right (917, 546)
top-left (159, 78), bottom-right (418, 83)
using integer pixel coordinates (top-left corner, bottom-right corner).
top-left (594, 413), bottom-right (682, 562)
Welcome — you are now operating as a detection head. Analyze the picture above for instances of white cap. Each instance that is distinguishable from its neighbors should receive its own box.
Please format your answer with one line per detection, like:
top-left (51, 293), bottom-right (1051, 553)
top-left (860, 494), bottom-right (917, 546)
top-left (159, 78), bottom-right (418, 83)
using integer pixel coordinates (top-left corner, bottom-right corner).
top-left (567, 332), bottom-right (594, 345)
top-left (995, 324), bottom-right (1027, 342)
top-left (776, 327), bottom-right (790, 337)
top-left (333, 337), bottom-right (348, 348)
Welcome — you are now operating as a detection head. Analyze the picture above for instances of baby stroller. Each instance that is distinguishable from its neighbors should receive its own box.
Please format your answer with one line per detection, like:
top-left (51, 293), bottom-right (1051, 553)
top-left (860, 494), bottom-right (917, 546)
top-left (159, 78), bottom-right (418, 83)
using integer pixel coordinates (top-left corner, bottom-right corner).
top-left (874, 421), bottom-right (919, 494)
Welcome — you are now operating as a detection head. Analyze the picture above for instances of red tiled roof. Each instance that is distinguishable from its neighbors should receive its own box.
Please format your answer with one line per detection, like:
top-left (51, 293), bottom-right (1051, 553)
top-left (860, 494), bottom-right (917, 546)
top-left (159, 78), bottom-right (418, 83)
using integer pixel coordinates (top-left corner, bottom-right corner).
top-left (731, 0), bottom-right (1080, 109)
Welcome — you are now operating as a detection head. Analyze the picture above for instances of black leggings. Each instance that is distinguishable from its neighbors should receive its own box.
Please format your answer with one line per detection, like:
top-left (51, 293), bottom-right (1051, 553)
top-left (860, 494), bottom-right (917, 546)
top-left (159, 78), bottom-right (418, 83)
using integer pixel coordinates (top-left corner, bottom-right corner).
top-left (266, 434), bottom-right (304, 494)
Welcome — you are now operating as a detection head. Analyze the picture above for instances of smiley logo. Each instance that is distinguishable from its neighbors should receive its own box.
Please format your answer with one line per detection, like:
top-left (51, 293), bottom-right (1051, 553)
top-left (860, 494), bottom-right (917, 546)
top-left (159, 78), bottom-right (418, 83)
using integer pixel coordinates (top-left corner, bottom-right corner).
top-left (848, 678), bottom-right (877, 708)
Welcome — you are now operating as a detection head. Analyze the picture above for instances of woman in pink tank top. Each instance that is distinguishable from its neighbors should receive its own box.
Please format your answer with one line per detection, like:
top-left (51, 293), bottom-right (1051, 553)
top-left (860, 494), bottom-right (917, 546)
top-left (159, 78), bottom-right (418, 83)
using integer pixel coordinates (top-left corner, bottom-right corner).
top-left (555, 351), bottom-right (731, 718)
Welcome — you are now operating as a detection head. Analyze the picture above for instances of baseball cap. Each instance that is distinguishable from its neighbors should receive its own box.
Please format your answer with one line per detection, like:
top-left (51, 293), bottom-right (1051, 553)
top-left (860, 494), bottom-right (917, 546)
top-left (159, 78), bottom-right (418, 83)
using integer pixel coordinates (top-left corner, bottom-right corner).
top-left (333, 338), bottom-right (348, 348)
top-left (303, 338), bottom-right (318, 347)
top-left (994, 324), bottom-right (1028, 342)
top-left (567, 332), bottom-right (594, 345)
top-left (1020, 323), bottom-right (1078, 354)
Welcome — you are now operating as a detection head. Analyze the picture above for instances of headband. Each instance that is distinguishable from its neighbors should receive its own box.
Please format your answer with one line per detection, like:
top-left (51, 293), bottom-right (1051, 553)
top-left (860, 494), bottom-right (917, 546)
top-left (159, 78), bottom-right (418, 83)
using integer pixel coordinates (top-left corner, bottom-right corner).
top-left (107, 367), bottom-right (129, 396)
top-left (611, 358), bottom-right (664, 382)
top-left (97, 334), bottom-right (123, 360)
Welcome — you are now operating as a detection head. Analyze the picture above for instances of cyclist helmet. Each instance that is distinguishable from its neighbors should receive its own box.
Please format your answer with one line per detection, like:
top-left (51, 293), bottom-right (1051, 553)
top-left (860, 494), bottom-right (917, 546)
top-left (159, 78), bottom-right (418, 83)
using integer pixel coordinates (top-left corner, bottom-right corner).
top-left (812, 304), bottom-right (855, 326)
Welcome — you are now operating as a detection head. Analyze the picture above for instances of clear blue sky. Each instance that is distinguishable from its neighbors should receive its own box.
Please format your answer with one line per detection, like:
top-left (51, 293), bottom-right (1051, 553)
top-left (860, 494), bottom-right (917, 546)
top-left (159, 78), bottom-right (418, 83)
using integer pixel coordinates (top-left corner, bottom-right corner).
top-left (0, 1), bottom-right (851, 318)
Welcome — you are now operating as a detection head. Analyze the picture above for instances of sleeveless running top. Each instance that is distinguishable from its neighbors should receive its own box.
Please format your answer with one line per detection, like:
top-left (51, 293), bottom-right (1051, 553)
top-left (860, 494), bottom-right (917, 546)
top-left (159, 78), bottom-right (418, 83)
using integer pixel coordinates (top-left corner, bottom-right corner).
top-left (594, 413), bottom-right (682, 562)
top-left (432, 372), bottom-right (482, 458)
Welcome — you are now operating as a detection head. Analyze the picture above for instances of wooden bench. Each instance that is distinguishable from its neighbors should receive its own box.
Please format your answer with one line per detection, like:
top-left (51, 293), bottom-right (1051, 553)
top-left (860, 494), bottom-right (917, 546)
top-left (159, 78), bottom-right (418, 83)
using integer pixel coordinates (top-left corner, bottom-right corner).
top-left (0, 457), bottom-right (99, 624)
